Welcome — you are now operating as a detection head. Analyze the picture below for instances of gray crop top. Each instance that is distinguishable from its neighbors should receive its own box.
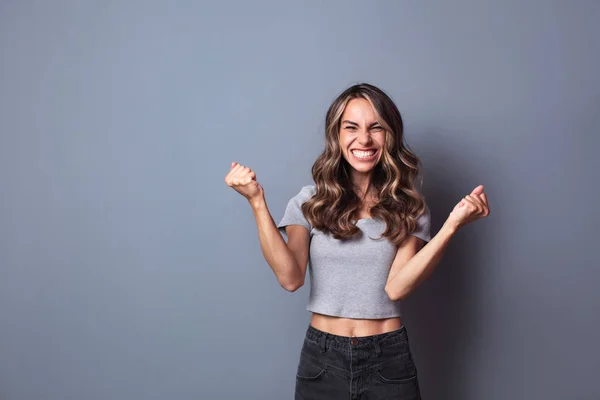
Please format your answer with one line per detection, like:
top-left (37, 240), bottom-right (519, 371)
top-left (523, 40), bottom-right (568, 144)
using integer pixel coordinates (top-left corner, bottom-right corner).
top-left (277, 184), bottom-right (431, 319)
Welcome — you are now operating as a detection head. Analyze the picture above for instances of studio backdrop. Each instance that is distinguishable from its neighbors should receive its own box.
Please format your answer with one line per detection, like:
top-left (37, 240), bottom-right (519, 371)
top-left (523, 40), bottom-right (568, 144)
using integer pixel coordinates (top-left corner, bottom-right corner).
top-left (1, 1), bottom-right (598, 399)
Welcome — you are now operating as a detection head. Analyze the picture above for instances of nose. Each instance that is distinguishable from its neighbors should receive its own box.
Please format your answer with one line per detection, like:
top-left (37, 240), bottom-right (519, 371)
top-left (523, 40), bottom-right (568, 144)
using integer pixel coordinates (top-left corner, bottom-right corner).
top-left (357, 129), bottom-right (372, 145)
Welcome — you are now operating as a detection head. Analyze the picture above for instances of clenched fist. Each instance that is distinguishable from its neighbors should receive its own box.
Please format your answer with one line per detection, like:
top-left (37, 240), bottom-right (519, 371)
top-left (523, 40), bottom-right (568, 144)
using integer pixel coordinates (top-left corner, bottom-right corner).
top-left (447, 184), bottom-right (490, 231)
top-left (224, 162), bottom-right (264, 204)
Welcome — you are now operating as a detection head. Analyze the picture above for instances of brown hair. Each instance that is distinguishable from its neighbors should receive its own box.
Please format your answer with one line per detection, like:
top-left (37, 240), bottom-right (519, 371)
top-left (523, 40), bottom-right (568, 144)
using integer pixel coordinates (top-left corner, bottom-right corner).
top-left (302, 83), bottom-right (427, 246)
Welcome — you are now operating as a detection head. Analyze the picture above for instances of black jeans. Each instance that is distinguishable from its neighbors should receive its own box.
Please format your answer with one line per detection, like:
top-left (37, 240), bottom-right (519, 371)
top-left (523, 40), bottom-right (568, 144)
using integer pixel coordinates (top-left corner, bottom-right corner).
top-left (294, 324), bottom-right (422, 399)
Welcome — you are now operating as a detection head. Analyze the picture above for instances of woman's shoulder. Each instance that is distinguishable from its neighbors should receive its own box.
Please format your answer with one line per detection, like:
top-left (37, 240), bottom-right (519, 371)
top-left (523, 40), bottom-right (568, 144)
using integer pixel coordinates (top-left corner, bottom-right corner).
top-left (299, 184), bottom-right (317, 196)
top-left (284, 184), bottom-right (316, 205)
top-left (291, 184), bottom-right (316, 203)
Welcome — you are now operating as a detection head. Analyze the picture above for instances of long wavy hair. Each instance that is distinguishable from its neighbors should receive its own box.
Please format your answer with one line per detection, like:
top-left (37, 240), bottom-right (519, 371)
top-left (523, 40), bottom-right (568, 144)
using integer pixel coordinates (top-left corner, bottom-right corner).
top-left (302, 83), bottom-right (427, 247)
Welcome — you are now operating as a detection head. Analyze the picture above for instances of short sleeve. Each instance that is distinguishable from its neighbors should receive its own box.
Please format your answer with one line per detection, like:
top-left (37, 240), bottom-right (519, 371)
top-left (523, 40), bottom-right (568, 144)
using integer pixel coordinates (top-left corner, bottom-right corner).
top-left (277, 185), bottom-right (316, 242)
top-left (410, 204), bottom-right (432, 242)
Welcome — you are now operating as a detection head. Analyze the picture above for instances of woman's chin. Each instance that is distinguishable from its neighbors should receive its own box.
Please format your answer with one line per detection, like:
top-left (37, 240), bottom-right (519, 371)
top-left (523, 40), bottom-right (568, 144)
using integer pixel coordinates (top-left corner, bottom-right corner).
top-left (349, 164), bottom-right (376, 173)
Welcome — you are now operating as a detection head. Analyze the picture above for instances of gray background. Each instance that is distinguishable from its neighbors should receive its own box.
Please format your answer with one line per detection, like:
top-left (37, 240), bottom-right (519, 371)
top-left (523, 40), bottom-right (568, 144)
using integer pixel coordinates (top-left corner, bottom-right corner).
top-left (1, 1), bottom-right (599, 399)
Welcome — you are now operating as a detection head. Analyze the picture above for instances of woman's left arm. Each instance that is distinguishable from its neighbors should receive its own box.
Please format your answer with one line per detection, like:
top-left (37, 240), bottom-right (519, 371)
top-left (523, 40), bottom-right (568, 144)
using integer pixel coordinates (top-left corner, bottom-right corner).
top-left (385, 184), bottom-right (490, 301)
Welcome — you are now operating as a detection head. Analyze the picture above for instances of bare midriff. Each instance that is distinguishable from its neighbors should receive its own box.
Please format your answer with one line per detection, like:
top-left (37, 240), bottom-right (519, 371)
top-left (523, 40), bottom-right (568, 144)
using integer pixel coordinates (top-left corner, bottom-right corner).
top-left (310, 312), bottom-right (403, 337)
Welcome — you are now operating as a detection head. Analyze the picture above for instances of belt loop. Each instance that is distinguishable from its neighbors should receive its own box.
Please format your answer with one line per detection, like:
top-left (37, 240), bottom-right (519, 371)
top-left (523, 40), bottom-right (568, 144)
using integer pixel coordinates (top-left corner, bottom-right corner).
top-left (372, 336), bottom-right (381, 357)
top-left (319, 333), bottom-right (327, 353)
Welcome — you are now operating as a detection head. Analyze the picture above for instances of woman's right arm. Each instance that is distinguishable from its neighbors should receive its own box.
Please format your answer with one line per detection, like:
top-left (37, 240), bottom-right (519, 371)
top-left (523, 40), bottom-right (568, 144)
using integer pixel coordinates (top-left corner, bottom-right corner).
top-left (225, 161), bottom-right (308, 291)
top-left (249, 197), bottom-right (309, 292)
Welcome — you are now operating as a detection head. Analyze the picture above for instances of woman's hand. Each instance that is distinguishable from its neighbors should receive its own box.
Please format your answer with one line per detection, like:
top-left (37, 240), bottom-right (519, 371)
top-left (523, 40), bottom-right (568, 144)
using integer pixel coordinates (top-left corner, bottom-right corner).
top-left (224, 162), bottom-right (264, 205)
top-left (447, 184), bottom-right (490, 231)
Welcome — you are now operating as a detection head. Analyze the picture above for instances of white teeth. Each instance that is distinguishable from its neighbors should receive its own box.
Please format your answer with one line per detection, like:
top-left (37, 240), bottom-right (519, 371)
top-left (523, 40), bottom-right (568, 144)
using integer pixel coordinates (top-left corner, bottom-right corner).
top-left (352, 150), bottom-right (376, 158)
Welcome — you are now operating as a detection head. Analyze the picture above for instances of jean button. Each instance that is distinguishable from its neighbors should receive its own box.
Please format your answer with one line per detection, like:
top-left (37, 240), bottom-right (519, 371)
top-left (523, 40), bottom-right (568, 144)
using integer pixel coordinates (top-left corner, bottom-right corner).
top-left (351, 338), bottom-right (359, 345)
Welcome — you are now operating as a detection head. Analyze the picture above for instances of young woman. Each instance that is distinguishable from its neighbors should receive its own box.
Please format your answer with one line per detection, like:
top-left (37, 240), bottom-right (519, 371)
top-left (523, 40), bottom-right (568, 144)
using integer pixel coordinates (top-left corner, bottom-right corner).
top-left (225, 83), bottom-right (490, 399)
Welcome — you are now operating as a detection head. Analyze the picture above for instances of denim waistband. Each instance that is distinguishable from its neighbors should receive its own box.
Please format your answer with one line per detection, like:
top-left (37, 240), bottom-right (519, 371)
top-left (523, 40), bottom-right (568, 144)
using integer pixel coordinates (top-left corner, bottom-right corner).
top-left (305, 323), bottom-right (409, 352)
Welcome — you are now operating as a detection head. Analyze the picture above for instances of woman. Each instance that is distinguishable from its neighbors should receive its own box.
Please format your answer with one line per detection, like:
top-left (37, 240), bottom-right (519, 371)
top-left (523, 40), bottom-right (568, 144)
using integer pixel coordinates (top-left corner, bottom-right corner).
top-left (224, 83), bottom-right (490, 399)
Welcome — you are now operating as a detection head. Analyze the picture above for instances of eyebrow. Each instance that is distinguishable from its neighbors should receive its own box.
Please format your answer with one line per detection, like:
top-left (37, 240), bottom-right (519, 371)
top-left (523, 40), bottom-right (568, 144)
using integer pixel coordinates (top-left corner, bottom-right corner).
top-left (342, 120), bottom-right (382, 127)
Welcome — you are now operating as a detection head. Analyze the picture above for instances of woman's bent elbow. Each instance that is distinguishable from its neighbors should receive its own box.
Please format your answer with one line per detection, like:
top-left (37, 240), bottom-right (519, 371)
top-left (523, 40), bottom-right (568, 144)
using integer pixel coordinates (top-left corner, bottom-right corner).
top-left (385, 285), bottom-right (407, 301)
top-left (281, 279), bottom-right (304, 292)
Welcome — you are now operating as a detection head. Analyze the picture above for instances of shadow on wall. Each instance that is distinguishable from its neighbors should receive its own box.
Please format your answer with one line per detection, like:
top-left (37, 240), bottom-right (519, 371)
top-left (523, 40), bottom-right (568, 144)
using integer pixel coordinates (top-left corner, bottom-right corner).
top-left (401, 134), bottom-right (487, 400)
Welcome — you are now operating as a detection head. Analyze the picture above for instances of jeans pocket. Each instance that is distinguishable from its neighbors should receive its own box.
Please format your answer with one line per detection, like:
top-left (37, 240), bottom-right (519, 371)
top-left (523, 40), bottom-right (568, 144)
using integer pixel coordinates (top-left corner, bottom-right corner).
top-left (370, 354), bottom-right (421, 399)
top-left (296, 353), bottom-right (327, 381)
top-left (374, 354), bottom-right (417, 384)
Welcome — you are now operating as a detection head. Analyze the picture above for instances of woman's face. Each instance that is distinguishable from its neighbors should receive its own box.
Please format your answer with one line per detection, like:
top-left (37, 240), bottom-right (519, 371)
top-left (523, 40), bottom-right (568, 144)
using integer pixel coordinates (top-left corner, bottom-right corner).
top-left (339, 98), bottom-right (386, 174)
